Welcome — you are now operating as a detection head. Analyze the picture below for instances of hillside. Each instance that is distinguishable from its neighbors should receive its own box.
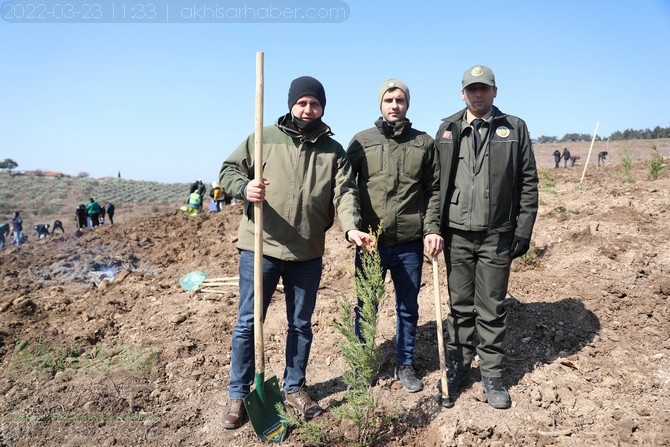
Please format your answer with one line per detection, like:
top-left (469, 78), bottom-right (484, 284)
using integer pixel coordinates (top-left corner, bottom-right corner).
top-left (0, 175), bottom-right (192, 230)
top-left (0, 140), bottom-right (669, 446)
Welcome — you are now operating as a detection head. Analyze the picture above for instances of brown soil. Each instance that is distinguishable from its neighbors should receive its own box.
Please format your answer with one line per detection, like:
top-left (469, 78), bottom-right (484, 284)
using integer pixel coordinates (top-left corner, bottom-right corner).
top-left (1, 143), bottom-right (669, 447)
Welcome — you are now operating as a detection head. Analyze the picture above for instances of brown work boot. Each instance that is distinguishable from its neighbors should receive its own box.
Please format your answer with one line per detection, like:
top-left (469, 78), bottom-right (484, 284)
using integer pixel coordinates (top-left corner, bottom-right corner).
top-left (222, 398), bottom-right (246, 429)
top-left (285, 389), bottom-right (323, 419)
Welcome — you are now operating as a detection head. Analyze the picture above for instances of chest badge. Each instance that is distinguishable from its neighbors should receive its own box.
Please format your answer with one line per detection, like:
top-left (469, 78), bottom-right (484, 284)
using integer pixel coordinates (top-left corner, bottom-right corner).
top-left (495, 126), bottom-right (510, 138)
top-left (442, 130), bottom-right (452, 140)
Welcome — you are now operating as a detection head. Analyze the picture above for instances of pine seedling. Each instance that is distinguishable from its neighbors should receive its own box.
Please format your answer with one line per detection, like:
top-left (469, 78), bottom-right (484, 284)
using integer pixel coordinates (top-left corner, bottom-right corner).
top-left (331, 226), bottom-right (385, 446)
top-left (648, 145), bottom-right (666, 180)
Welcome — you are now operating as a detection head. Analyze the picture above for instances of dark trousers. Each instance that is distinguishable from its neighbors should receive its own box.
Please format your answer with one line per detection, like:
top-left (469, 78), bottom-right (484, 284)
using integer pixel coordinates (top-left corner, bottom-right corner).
top-left (444, 229), bottom-right (513, 377)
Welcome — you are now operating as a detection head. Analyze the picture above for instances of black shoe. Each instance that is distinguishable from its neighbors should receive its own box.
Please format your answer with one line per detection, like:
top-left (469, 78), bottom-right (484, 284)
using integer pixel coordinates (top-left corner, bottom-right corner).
top-left (394, 364), bottom-right (423, 393)
top-left (436, 368), bottom-right (469, 395)
top-left (481, 376), bottom-right (511, 409)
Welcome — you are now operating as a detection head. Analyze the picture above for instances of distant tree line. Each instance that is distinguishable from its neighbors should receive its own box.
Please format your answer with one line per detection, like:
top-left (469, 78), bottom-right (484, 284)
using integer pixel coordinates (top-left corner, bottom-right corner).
top-left (535, 125), bottom-right (670, 144)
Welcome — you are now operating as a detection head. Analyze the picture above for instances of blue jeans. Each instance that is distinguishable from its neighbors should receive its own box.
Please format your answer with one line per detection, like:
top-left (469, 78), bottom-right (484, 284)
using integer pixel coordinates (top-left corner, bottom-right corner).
top-left (13, 229), bottom-right (23, 246)
top-left (355, 239), bottom-right (423, 366)
top-left (229, 250), bottom-right (322, 399)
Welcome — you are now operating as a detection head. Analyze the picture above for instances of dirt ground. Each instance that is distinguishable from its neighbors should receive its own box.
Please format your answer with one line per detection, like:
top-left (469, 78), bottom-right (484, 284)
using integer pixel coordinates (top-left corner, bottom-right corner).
top-left (1, 142), bottom-right (669, 447)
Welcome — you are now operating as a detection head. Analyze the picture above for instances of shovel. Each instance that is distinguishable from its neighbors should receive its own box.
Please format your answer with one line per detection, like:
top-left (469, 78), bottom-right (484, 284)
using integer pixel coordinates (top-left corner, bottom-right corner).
top-left (243, 51), bottom-right (288, 443)
top-left (179, 271), bottom-right (238, 291)
top-left (433, 257), bottom-right (454, 408)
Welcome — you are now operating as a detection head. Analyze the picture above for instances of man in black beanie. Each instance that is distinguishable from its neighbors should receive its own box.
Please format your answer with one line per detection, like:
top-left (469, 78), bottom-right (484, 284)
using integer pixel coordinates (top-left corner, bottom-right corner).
top-left (218, 76), bottom-right (372, 429)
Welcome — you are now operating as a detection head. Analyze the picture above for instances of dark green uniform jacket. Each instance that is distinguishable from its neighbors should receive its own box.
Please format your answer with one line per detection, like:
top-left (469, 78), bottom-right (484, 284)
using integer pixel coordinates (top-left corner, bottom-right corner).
top-left (347, 118), bottom-right (441, 246)
top-left (435, 107), bottom-right (538, 240)
top-left (219, 114), bottom-right (362, 261)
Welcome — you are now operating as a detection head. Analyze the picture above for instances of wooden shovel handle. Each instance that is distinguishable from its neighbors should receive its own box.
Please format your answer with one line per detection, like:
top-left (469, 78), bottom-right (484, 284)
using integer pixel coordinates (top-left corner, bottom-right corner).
top-left (433, 257), bottom-right (450, 401)
top-left (254, 52), bottom-right (265, 377)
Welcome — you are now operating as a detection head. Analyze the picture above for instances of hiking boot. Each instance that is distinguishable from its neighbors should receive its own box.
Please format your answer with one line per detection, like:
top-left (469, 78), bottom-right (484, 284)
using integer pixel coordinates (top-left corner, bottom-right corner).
top-left (481, 376), bottom-right (511, 409)
top-left (394, 364), bottom-right (423, 393)
top-left (222, 398), bottom-right (246, 429)
top-left (436, 368), bottom-right (469, 395)
top-left (285, 389), bottom-right (323, 419)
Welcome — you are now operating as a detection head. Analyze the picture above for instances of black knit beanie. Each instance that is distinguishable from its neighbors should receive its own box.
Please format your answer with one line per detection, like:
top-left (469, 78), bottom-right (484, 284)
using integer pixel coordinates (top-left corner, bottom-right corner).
top-left (287, 76), bottom-right (326, 111)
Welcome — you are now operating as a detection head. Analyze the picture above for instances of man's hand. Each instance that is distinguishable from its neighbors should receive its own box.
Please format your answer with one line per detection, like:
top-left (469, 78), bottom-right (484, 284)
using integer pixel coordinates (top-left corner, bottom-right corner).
top-left (244, 178), bottom-right (269, 203)
top-left (424, 234), bottom-right (444, 259)
top-left (510, 236), bottom-right (530, 259)
top-left (346, 230), bottom-right (375, 250)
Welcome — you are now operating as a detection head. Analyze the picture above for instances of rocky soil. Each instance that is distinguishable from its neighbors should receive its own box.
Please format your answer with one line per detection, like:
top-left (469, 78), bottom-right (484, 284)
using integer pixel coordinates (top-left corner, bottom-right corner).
top-left (1, 144), bottom-right (669, 446)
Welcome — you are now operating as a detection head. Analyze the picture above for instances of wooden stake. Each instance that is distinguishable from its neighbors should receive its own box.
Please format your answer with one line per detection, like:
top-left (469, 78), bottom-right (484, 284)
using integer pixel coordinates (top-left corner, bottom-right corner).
top-left (199, 281), bottom-right (238, 286)
top-left (579, 121), bottom-right (600, 186)
top-left (202, 276), bottom-right (239, 282)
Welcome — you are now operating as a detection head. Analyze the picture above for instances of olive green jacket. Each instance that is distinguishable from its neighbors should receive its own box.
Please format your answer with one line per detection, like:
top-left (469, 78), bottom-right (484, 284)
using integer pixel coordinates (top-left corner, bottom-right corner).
top-left (435, 106), bottom-right (538, 240)
top-left (219, 114), bottom-right (362, 261)
top-left (347, 118), bottom-right (441, 246)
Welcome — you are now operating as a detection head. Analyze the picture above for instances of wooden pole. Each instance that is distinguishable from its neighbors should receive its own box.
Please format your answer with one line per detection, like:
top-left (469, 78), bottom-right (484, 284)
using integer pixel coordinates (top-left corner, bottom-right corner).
top-left (433, 257), bottom-right (453, 408)
top-left (579, 121), bottom-right (600, 186)
top-left (253, 51), bottom-right (265, 397)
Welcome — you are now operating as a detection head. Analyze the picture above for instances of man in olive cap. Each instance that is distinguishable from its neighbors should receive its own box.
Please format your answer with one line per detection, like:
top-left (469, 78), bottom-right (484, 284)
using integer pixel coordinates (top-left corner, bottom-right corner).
top-left (433, 65), bottom-right (538, 409)
top-left (219, 75), bottom-right (372, 429)
top-left (347, 79), bottom-right (442, 393)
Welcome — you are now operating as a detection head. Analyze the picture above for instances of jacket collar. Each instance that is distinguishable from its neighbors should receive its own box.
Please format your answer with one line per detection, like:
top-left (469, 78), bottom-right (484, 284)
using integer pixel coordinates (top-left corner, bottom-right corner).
top-left (374, 117), bottom-right (412, 138)
top-left (276, 113), bottom-right (334, 143)
top-left (442, 106), bottom-right (506, 127)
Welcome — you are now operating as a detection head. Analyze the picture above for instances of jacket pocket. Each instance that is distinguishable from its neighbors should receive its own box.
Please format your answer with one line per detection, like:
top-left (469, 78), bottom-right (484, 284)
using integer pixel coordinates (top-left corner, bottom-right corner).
top-left (361, 140), bottom-right (384, 176)
top-left (401, 140), bottom-right (425, 179)
top-left (450, 188), bottom-right (460, 204)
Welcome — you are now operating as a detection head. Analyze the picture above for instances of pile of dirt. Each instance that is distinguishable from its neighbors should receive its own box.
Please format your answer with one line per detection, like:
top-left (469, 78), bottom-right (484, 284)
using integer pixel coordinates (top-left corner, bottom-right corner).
top-left (1, 158), bottom-right (669, 447)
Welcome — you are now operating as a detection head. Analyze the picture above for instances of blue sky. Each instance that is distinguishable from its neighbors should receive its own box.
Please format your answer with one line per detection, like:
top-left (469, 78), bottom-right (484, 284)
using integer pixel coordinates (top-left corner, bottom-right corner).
top-left (1, 0), bottom-right (669, 183)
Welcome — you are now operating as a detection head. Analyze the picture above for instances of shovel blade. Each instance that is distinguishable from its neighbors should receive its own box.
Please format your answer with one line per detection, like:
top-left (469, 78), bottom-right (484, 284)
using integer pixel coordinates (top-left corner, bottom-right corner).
top-left (179, 271), bottom-right (208, 291)
top-left (243, 375), bottom-right (288, 443)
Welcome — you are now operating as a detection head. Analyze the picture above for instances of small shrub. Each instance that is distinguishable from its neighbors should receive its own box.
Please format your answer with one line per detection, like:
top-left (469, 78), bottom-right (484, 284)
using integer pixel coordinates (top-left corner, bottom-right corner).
top-left (77, 171), bottom-right (90, 178)
top-left (277, 404), bottom-right (333, 446)
top-left (648, 145), bottom-right (666, 181)
top-left (538, 167), bottom-right (556, 193)
top-left (549, 205), bottom-right (569, 221)
top-left (512, 238), bottom-right (541, 272)
top-left (618, 150), bottom-right (634, 183)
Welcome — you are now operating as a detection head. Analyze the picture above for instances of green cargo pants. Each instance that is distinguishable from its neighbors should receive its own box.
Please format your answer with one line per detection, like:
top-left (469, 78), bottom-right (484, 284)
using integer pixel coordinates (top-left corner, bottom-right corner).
top-left (443, 229), bottom-right (513, 377)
